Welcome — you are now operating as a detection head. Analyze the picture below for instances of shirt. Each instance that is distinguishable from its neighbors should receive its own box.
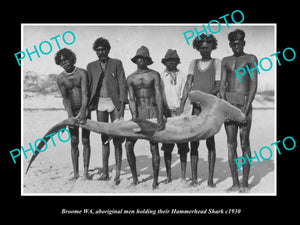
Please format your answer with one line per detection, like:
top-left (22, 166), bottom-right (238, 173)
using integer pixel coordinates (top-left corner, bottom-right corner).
top-left (188, 58), bottom-right (221, 81)
top-left (160, 69), bottom-right (187, 110)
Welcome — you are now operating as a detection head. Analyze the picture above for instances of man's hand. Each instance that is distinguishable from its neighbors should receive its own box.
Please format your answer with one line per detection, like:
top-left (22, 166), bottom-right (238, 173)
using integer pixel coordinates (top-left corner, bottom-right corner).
top-left (74, 111), bottom-right (87, 125)
top-left (117, 105), bottom-right (125, 120)
top-left (176, 107), bottom-right (184, 116)
top-left (157, 117), bottom-right (166, 131)
top-left (239, 104), bottom-right (249, 126)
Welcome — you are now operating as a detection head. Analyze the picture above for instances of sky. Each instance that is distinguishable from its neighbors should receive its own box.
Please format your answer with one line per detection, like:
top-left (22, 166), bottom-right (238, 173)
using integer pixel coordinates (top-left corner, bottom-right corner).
top-left (22, 24), bottom-right (276, 91)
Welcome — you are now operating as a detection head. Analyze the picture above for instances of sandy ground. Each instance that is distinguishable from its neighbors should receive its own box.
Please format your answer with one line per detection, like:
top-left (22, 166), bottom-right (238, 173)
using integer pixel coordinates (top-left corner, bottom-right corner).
top-left (22, 105), bottom-right (275, 195)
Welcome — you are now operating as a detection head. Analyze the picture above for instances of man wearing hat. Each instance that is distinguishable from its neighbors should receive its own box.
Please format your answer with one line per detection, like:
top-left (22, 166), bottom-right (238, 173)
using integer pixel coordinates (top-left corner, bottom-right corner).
top-left (125, 45), bottom-right (165, 189)
top-left (160, 49), bottom-right (189, 183)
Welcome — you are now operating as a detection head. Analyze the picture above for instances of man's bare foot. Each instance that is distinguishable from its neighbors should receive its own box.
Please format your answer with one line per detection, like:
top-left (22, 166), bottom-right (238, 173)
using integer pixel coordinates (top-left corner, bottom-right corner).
top-left (164, 177), bottom-right (172, 184)
top-left (189, 180), bottom-right (198, 187)
top-left (98, 173), bottom-right (109, 181)
top-left (152, 182), bottom-right (159, 190)
top-left (208, 181), bottom-right (216, 188)
top-left (69, 173), bottom-right (79, 181)
top-left (226, 185), bottom-right (240, 192)
top-left (239, 187), bottom-right (251, 193)
top-left (129, 179), bottom-right (139, 187)
top-left (83, 173), bottom-right (92, 181)
top-left (114, 176), bottom-right (121, 185)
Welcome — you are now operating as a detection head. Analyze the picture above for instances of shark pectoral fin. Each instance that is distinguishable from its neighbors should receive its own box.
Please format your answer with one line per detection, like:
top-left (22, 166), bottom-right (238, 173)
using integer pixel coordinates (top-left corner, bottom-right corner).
top-left (131, 118), bottom-right (158, 136)
top-left (188, 91), bottom-right (218, 110)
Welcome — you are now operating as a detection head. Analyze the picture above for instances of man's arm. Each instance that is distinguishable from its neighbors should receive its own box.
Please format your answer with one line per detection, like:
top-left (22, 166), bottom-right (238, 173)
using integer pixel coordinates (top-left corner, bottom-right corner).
top-left (154, 72), bottom-right (165, 130)
top-left (75, 70), bottom-right (89, 124)
top-left (211, 59), bottom-right (221, 95)
top-left (219, 58), bottom-right (227, 100)
top-left (160, 78), bottom-right (171, 117)
top-left (178, 74), bottom-right (193, 114)
top-left (57, 76), bottom-right (73, 118)
top-left (243, 56), bottom-right (258, 116)
top-left (127, 77), bottom-right (137, 119)
top-left (116, 61), bottom-right (127, 118)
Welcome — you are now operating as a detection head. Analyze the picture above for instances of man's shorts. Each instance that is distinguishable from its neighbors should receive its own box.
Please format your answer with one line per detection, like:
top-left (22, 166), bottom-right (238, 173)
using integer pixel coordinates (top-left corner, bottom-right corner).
top-left (137, 104), bottom-right (158, 119)
top-left (161, 142), bottom-right (190, 154)
top-left (98, 97), bottom-right (116, 113)
top-left (224, 92), bottom-right (252, 127)
top-left (126, 104), bottom-right (158, 144)
top-left (161, 107), bottom-right (189, 154)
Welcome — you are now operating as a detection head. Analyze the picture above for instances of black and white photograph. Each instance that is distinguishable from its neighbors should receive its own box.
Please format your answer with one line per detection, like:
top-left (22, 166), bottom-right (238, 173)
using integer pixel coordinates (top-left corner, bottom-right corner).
top-left (21, 24), bottom-right (276, 195)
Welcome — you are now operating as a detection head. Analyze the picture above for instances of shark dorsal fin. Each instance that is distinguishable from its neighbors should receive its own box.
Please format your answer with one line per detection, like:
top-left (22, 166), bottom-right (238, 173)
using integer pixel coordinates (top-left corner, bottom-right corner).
top-left (131, 118), bottom-right (158, 136)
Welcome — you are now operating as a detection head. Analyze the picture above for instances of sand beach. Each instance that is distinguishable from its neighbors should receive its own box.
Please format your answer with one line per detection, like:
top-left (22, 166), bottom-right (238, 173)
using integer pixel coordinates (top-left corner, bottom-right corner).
top-left (22, 94), bottom-right (275, 195)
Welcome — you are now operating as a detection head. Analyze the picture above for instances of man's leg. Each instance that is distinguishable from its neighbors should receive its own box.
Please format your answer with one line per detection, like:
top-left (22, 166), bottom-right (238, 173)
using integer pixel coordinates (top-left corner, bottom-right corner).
top-left (110, 109), bottom-right (123, 185)
top-left (177, 142), bottom-right (189, 181)
top-left (82, 127), bottom-right (91, 180)
top-left (150, 141), bottom-right (160, 190)
top-left (125, 138), bottom-right (138, 185)
top-left (206, 136), bottom-right (216, 187)
top-left (190, 141), bottom-right (199, 186)
top-left (81, 111), bottom-right (91, 180)
top-left (225, 122), bottom-right (240, 192)
top-left (69, 127), bottom-right (80, 180)
top-left (96, 110), bottom-right (110, 180)
top-left (161, 143), bottom-right (174, 183)
top-left (239, 107), bottom-right (253, 193)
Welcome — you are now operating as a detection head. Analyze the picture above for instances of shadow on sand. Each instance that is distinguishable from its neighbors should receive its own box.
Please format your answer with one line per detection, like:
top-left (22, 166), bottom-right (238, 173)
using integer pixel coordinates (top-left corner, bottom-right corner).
top-left (88, 153), bottom-right (274, 188)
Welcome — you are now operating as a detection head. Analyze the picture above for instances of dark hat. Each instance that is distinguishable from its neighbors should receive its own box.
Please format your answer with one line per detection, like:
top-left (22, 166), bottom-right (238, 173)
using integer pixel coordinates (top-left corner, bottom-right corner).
top-left (161, 49), bottom-right (180, 65)
top-left (131, 46), bottom-right (153, 65)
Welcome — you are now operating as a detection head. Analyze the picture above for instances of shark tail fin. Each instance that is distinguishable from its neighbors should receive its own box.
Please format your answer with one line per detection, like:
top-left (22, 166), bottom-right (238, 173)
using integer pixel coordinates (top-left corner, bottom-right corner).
top-left (25, 118), bottom-right (75, 175)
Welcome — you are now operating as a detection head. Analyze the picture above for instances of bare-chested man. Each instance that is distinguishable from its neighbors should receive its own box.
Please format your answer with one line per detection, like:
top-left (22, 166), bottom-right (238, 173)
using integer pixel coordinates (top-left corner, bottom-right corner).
top-left (125, 46), bottom-right (165, 190)
top-left (55, 48), bottom-right (90, 180)
top-left (219, 29), bottom-right (258, 193)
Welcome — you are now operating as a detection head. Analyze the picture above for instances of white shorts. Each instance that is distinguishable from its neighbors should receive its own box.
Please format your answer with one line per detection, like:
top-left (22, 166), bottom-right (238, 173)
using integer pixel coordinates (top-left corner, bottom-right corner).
top-left (98, 97), bottom-right (116, 113)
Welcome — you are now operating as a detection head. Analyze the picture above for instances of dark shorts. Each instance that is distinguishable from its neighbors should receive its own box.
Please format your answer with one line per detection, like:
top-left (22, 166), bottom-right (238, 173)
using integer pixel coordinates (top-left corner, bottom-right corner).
top-left (161, 107), bottom-right (189, 154)
top-left (126, 104), bottom-right (158, 144)
top-left (137, 104), bottom-right (158, 119)
top-left (161, 142), bottom-right (190, 154)
top-left (69, 109), bottom-right (91, 137)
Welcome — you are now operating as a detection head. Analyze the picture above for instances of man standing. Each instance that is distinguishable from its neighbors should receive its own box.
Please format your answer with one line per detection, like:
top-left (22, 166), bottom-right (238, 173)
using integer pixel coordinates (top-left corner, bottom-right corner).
top-left (219, 29), bottom-right (258, 193)
top-left (87, 37), bottom-right (127, 185)
top-left (179, 34), bottom-right (221, 187)
top-left (160, 49), bottom-right (189, 183)
top-left (55, 48), bottom-right (91, 180)
top-left (126, 46), bottom-right (165, 190)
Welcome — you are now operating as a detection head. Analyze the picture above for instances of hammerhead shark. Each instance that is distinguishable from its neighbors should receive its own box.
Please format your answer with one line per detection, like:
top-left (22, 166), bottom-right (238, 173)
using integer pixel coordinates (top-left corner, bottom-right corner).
top-left (25, 91), bottom-right (246, 174)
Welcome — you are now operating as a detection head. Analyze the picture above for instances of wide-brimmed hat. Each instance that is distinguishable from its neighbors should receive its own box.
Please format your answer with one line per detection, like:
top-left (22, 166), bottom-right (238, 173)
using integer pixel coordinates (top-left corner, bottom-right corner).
top-left (131, 46), bottom-right (153, 65)
top-left (161, 49), bottom-right (180, 65)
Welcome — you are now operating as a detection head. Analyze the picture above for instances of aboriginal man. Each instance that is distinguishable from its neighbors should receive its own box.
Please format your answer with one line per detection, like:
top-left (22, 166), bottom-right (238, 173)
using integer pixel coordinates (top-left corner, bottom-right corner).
top-left (87, 37), bottom-right (127, 185)
top-left (55, 48), bottom-right (90, 180)
top-left (179, 34), bottom-right (220, 187)
top-left (125, 46), bottom-right (165, 190)
top-left (219, 29), bottom-right (258, 193)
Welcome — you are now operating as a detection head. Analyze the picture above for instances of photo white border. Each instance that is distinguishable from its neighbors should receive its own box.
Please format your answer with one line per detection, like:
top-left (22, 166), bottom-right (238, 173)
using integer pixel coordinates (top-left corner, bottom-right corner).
top-left (20, 23), bottom-right (277, 196)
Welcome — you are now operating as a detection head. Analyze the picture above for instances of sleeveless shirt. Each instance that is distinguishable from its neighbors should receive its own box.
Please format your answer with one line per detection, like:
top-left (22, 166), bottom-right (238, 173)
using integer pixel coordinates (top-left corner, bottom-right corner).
top-left (191, 59), bottom-right (216, 94)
